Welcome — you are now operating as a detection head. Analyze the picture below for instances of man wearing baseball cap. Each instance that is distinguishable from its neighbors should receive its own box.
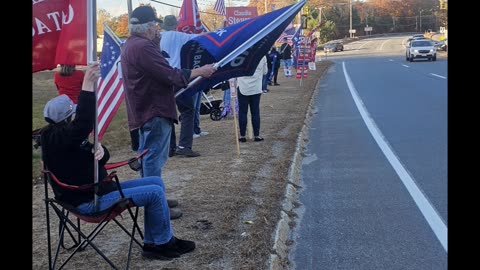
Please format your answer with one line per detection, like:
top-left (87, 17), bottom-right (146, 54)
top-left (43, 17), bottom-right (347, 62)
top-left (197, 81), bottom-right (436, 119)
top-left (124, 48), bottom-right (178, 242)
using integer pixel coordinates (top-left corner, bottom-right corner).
top-left (121, 5), bottom-right (217, 259)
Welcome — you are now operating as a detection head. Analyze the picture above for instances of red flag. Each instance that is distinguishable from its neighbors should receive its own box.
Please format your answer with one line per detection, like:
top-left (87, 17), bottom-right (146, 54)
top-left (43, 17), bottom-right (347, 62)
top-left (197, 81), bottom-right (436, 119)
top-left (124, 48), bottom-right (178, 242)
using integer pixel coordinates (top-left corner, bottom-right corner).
top-left (33, 0), bottom-right (89, 73)
top-left (97, 28), bottom-right (124, 141)
top-left (177, 0), bottom-right (204, 34)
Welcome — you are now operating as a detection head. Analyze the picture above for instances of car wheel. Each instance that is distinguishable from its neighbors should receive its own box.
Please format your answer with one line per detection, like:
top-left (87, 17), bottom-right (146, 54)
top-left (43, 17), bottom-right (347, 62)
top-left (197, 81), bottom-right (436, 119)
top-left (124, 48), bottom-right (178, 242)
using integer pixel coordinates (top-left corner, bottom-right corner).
top-left (409, 56), bottom-right (414, 62)
top-left (432, 56), bottom-right (437, 61)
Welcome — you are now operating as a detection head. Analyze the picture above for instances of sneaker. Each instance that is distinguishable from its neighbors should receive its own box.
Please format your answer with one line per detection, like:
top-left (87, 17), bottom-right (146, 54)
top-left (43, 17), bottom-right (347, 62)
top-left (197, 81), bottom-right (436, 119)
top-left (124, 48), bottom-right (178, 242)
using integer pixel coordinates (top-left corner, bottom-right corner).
top-left (254, 136), bottom-right (264, 142)
top-left (167, 199), bottom-right (178, 208)
top-left (170, 208), bottom-right (183, 220)
top-left (169, 236), bottom-right (196, 255)
top-left (168, 148), bottom-right (176, 157)
top-left (193, 131), bottom-right (209, 138)
top-left (175, 147), bottom-right (201, 157)
top-left (142, 243), bottom-right (180, 260)
top-left (274, 83), bottom-right (280, 86)
top-left (142, 236), bottom-right (196, 260)
top-left (239, 137), bottom-right (246, 143)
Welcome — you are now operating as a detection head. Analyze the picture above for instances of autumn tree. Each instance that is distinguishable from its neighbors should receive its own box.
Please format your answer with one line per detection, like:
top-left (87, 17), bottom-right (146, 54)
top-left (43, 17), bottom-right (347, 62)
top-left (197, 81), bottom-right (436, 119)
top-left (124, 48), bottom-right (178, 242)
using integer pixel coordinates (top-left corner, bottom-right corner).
top-left (97, 9), bottom-right (112, 36)
top-left (116, 14), bottom-right (130, 38)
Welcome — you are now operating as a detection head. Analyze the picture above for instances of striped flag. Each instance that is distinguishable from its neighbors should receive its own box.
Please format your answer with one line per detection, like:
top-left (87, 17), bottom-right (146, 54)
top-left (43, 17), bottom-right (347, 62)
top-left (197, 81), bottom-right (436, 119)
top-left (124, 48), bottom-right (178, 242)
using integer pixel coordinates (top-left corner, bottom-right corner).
top-left (97, 28), bottom-right (124, 141)
top-left (214, 0), bottom-right (226, 16)
top-left (275, 22), bottom-right (295, 43)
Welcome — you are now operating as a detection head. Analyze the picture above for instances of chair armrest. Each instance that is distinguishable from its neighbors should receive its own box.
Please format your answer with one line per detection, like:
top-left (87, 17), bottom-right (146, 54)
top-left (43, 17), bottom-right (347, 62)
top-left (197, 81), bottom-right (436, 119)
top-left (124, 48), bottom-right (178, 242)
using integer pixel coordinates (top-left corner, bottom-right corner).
top-left (105, 149), bottom-right (149, 171)
top-left (43, 170), bottom-right (93, 191)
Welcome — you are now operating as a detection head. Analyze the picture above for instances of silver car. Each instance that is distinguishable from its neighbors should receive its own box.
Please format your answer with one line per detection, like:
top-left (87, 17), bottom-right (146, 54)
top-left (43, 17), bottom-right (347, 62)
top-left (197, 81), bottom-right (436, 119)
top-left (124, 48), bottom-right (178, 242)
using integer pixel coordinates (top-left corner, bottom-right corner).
top-left (405, 40), bottom-right (436, 62)
top-left (324, 42), bottom-right (344, 52)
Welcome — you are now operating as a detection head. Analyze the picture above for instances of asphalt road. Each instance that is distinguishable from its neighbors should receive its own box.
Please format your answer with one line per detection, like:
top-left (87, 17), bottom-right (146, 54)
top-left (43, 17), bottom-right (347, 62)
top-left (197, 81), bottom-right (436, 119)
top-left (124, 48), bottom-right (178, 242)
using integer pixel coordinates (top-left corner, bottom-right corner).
top-left (290, 35), bottom-right (448, 270)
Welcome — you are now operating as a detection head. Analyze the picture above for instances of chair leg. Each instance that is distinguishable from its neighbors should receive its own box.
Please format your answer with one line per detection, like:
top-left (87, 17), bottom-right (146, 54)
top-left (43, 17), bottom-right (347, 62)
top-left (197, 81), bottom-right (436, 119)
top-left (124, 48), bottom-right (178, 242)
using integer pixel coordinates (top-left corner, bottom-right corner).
top-left (45, 200), bottom-right (54, 270)
top-left (57, 215), bottom-right (119, 270)
top-left (125, 207), bottom-right (140, 269)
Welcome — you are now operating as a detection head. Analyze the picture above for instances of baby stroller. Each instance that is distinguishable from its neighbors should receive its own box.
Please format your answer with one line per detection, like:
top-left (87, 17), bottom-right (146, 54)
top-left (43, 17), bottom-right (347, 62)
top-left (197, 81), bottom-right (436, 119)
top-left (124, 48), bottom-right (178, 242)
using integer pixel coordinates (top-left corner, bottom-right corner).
top-left (200, 90), bottom-right (224, 121)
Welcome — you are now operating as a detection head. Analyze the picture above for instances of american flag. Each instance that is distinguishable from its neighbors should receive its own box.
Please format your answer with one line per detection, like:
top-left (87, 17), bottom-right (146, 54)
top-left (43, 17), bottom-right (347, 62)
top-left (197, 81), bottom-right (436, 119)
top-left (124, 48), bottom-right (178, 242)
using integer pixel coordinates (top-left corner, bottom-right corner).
top-left (97, 28), bottom-right (124, 141)
top-left (214, 0), bottom-right (226, 16)
top-left (275, 22), bottom-right (295, 43)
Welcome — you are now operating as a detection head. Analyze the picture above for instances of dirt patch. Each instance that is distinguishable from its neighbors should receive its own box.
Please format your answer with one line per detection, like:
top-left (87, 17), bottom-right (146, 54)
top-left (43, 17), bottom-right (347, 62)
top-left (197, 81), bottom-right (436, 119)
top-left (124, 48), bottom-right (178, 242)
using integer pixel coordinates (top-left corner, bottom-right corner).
top-left (32, 61), bottom-right (332, 269)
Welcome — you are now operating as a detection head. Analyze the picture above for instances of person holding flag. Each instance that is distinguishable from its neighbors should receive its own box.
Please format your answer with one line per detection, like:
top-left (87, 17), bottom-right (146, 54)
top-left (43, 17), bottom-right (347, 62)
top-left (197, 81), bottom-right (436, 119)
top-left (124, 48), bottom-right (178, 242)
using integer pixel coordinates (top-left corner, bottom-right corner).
top-left (121, 6), bottom-right (216, 202)
top-left (41, 64), bottom-right (198, 261)
top-left (159, 15), bottom-right (203, 158)
top-left (279, 37), bottom-right (293, 77)
top-left (267, 46), bottom-right (281, 86)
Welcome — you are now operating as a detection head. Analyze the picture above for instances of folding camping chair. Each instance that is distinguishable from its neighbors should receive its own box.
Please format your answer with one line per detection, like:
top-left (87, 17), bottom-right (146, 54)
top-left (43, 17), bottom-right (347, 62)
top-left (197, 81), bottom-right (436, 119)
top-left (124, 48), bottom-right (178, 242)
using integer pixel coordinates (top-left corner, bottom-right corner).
top-left (33, 128), bottom-right (148, 269)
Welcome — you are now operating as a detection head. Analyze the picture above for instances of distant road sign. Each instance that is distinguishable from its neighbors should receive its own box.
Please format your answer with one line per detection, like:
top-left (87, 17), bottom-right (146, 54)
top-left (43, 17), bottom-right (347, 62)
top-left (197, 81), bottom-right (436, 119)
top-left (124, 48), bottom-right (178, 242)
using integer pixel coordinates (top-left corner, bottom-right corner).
top-left (364, 26), bottom-right (373, 32)
top-left (349, 29), bottom-right (356, 34)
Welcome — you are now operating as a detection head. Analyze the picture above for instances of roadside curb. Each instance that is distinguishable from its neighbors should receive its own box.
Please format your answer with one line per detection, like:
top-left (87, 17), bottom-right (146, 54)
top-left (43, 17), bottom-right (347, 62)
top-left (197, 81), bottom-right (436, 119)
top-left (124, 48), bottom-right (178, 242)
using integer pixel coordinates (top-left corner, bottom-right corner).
top-left (269, 68), bottom-right (326, 270)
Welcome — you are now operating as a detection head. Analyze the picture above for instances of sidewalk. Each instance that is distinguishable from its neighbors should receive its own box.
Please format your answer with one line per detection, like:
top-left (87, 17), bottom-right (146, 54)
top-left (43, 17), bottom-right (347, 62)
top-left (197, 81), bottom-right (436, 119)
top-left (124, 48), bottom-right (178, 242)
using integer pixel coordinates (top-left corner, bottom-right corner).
top-left (32, 61), bottom-right (333, 269)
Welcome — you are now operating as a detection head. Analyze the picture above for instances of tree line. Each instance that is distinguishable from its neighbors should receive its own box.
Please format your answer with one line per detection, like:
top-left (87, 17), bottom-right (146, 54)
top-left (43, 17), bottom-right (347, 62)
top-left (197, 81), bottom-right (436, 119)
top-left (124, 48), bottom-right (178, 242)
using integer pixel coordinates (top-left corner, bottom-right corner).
top-left (97, 0), bottom-right (447, 44)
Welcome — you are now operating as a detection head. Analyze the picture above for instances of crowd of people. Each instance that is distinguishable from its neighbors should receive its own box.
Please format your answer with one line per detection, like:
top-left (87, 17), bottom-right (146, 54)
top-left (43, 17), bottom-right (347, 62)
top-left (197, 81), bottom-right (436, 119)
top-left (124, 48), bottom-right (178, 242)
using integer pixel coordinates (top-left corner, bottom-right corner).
top-left (38, 5), bottom-right (299, 262)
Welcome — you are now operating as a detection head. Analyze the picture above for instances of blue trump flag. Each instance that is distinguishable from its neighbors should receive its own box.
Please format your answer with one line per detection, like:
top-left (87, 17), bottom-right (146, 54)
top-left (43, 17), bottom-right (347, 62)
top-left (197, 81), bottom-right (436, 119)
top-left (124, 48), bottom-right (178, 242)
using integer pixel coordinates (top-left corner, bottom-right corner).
top-left (177, 0), bottom-right (307, 97)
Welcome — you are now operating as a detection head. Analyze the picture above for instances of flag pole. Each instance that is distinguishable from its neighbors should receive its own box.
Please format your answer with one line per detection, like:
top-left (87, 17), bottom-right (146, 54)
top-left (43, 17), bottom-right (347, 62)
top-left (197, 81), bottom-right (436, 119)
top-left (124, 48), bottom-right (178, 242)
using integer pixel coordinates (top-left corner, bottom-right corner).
top-left (175, 0), bottom-right (307, 98)
top-left (228, 79), bottom-right (241, 156)
top-left (87, 0), bottom-right (100, 211)
top-left (103, 22), bottom-right (123, 46)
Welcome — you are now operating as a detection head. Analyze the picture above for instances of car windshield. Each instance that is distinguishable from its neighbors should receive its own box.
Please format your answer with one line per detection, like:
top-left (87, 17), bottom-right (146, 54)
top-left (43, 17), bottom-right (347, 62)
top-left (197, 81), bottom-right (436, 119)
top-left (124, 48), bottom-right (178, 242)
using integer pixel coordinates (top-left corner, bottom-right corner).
top-left (412, 41), bottom-right (432, 47)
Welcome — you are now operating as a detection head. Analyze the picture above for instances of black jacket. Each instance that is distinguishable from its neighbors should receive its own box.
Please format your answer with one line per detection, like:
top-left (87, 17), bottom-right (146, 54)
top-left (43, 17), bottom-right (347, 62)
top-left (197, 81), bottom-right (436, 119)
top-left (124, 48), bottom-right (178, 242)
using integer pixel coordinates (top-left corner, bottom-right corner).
top-left (41, 91), bottom-right (110, 207)
top-left (280, 43), bottom-right (292, 60)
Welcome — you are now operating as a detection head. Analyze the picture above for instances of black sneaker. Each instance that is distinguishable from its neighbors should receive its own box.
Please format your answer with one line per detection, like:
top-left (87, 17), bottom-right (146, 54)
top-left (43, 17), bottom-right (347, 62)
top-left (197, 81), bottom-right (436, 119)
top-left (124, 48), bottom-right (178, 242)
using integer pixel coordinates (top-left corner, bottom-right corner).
top-left (254, 136), bottom-right (264, 142)
top-left (142, 243), bottom-right (180, 260)
top-left (169, 237), bottom-right (196, 255)
top-left (142, 236), bottom-right (195, 260)
top-left (175, 147), bottom-right (201, 157)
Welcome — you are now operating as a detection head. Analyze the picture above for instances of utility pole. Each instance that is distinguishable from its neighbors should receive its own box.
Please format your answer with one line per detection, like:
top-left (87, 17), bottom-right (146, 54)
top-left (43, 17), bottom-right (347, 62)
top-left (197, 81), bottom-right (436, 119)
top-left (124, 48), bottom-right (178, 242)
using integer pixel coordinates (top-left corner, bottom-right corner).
top-left (127, 0), bottom-right (132, 18)
top-left (420, 9), bottom-right (423, 32)
top-left (349, 0), bottom-right (353, 38)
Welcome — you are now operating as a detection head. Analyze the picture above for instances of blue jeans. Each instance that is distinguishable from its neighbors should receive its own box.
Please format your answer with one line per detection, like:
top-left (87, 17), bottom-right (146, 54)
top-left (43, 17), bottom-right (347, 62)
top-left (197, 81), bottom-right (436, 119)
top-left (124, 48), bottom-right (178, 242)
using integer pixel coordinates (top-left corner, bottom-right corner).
top-left (262, 74), bottom-right (268, 90)
top-left (237, 90), bottom-right (261, 137)
top-left (76, 176), bottom-right (174, 245)
top-left (284, 58), bottom-right (293, 68)
top-left (193, 92), bottom-right (202, 134)
top-left (138, 117), bottom-right (172, 178)
top-left (176, 95), bottom-right (195, 149)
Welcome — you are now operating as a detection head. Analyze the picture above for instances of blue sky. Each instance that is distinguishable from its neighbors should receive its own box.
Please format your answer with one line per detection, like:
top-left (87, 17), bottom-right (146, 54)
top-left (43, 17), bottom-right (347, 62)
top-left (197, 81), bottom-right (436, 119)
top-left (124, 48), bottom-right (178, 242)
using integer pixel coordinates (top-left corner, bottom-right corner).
top-left (98, 0), bottom-right (250, 17)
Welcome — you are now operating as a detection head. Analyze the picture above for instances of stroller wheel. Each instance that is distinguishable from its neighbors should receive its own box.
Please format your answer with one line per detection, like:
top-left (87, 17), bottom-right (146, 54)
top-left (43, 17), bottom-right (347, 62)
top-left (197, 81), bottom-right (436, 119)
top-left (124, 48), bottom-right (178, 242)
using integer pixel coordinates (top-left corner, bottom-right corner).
top-left (210, 109), bottom-right (222, 121)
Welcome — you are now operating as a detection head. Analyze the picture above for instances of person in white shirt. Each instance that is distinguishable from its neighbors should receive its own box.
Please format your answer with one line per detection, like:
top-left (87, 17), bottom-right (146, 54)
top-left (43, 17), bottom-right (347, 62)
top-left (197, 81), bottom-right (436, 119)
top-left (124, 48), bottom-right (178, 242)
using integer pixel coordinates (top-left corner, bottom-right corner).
top-left (236, 56), bottom-right (268, 142)
top-left (160, 15), bottom-right (201, 158)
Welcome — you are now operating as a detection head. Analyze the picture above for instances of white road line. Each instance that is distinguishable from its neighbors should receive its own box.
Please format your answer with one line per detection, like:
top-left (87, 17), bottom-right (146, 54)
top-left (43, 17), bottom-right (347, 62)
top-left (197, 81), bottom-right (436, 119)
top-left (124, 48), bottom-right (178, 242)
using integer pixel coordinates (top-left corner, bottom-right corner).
top-left (342, 62), bottom-right (448, 253)
top-left (402, 64), bottom-right (410, 68)
top-left (357, 41), bottom-right (371, 51)
top-left (430, 73), bottom-right (447, 79)
top-left (379, 39), bottom-right (389, 50)
top-left (388, 59), bottom-right (394, 62)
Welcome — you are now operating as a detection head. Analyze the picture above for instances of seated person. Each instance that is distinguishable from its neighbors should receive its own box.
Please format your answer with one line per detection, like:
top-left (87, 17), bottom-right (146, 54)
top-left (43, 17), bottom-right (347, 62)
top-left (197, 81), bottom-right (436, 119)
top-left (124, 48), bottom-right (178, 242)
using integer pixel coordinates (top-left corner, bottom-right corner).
top-left (40, 64), bottom-right (194, 260)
